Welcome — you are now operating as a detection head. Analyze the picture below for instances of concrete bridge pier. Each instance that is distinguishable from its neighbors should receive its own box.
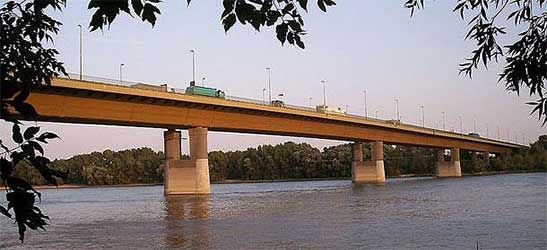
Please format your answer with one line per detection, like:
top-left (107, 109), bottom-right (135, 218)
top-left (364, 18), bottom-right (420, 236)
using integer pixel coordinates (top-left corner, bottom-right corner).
top-left (436, 148), bottom-right (462, 177)
top-left (482, 152), bottom-right (491, 167)
top-left (352, 141), bottom-right (385, 183)
top-left (164, 127), bottom-right (211, 195)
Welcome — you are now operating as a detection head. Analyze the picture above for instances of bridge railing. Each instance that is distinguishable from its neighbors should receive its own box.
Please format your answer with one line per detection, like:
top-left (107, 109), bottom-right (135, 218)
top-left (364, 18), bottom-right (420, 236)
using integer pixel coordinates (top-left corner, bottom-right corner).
top-left (58, 73), bottom-right (522, 146)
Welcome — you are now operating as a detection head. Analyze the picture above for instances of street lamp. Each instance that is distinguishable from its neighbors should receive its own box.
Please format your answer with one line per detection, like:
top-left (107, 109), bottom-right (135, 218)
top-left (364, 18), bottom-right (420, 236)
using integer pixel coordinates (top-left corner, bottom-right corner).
top-left (119, 63), bottom-right (124, 85)
top-left (308, 97), bottom-right (313, 108)
top-left (77, 24), bottom-right (83, 80)
top-left (190, 49), bottom-right (196, 85)
top-left (420, 105), bottom-right (425, 127)
top-left (363, 90), bottom-right (368, 118)
top-left (394, 98), bottom-right (400, 121)
top-left (320, 80), bottom-right (327, 107)
top-left (266, 67), bottom-right (272, 103)
top-left (201, 77), bottom-right (206, 86)
top-left (459, 115), bottom-right (463, 135)
top-left (441, 111), bottom-right (446, 131)
top-left (473, 118), bottom-right (477, 133)
top-left (375, 110), bottom-right (379, 119)
top-left (486, 123), bottom-right (489, 138)
top-left (262, 88), bottom-right (266, 104)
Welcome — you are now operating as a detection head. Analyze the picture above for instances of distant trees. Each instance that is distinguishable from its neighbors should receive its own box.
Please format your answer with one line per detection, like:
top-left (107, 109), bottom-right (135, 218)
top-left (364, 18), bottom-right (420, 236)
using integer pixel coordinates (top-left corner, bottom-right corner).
top-left (13, 148), bottom-right (164, 186)
top-left (14, 136), bottom-right (544, 186)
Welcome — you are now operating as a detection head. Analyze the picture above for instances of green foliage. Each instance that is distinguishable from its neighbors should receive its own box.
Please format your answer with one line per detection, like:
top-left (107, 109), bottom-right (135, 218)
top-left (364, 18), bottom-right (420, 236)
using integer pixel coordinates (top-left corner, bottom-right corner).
top-left (86, 0), bottom-right (335, 49)
top-left (405, 0), bottom-right (547, 125)
top-left (1, 0), bottom-right (68, 242)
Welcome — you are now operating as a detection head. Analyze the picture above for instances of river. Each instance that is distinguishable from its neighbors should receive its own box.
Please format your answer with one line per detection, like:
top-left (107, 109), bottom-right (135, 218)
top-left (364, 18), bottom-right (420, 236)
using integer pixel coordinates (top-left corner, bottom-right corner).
top-left (1, 173), bottom-right (546, 249)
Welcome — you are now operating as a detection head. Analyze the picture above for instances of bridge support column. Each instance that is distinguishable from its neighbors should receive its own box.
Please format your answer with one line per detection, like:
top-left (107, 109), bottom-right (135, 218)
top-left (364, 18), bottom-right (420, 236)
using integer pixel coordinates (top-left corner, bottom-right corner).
top-left (352, 141), bottom-right (385, 183)
top-left (164, 127), bottom-right (210, 195)
top-left (436, 148), bottom-right (462, 178)
top-left (482, 152), bottom-right (490, 167)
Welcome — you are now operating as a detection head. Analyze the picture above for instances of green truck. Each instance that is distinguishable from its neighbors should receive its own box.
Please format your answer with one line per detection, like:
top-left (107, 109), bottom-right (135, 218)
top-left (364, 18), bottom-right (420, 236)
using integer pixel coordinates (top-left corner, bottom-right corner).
top-left (185, 85), bottom-right (226, 98)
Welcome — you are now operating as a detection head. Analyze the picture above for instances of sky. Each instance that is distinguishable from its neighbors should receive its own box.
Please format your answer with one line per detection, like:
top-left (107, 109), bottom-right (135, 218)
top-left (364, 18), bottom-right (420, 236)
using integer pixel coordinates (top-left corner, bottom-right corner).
top-left (1, 0), bottom-right (545, 159)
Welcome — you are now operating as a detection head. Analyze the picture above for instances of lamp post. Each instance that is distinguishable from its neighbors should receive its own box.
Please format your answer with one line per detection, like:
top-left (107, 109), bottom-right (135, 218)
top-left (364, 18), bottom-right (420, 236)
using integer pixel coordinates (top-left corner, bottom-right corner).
top-left (119, 63), bottom-right (124, 85)
top-left (190, 49), bottom-right (196, 84)
top-left (420, 105), bottom-right (425, 127)
top-left (497, 126), bottom-right (500, 140)
top-left (375, 110), bottom-right (379, 119)
top-left (266, 67), bottom-right (272, 103)
top-left (459, 115), bottom-right (463, 135)
top-left (77, 24), bottom-right (83, 80)
top-left (394, 98), bottom-right (400, 121)
top-left (486, 123), bottom-right (489, 138)
top-left (320, 80), bottom-right (327, 107)
top-left (363, 90), bottom-right (368, 118)
top-left (473, 118), bottom-right (477, 133)
top-left (441, 111), bottom-right (446, 131)
top-left (308, 97), bottom-right (313, 108)
top-left (262, 88), bottom-right (266, 104)
top-left (201, 77), bottom-right (206, 86)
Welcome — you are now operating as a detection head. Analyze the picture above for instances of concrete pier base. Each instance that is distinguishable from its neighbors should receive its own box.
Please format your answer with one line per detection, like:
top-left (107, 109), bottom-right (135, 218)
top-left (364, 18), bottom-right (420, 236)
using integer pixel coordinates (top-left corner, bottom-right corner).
top-left (436, 148), bottom-right (462, 178)
top-left (164, 127), bottom-right (211, 195)
top-left (352, 142), bottom-right (385, 183)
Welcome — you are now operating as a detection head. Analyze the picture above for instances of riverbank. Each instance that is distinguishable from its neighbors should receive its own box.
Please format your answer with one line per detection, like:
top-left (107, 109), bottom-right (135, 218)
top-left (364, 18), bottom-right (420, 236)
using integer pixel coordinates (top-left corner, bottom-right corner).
top-left (3, 169), bottom-right (544, 190)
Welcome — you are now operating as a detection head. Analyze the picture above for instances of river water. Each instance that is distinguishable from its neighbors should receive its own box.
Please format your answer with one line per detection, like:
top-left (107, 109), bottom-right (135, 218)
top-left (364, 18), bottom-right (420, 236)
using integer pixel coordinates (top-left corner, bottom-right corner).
top-left (0, 173), bottom-right (546, 249)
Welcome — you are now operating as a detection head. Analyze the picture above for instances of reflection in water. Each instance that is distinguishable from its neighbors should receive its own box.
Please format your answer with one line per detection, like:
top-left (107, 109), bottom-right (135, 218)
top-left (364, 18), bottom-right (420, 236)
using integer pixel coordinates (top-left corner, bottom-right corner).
top-left (163, 195), bottom-right (211, 249)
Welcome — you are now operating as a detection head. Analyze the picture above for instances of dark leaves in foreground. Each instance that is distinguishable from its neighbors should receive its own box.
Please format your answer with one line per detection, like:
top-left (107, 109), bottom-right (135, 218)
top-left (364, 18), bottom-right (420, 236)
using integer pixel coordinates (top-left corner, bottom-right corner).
top-left (87, 0), bottom-right (335, 49)
top-left (1, 125), bottom-right (62, 242)
top-left (405, 0), bottom-right (547, 126)
top-left (1, 0), bottom-right (67, 242)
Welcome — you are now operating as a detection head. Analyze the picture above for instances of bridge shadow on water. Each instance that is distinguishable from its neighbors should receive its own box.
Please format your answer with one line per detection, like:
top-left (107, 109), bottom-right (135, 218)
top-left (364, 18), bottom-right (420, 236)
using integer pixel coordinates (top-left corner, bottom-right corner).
top-left (163, 195), bottom-right (212, 249)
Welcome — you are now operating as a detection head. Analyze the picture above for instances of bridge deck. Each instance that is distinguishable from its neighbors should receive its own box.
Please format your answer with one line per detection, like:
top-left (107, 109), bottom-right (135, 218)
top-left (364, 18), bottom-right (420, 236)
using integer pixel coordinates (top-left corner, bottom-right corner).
top-left (16, 77), bottom-right (522, 154)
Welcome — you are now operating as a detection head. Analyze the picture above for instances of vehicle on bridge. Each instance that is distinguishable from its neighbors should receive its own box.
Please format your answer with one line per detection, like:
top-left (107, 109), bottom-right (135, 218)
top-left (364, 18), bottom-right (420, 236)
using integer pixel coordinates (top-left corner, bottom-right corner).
top-left (468, 132), bottom-right (480, 137)
top-left (316, 105), bottom-right (347, 115)
top-left (185, 85), bottom-right (226, 98)
top-left (271, 100), bottom-right (285, 107)
top-left (131, 83), bottom-right (168, 92)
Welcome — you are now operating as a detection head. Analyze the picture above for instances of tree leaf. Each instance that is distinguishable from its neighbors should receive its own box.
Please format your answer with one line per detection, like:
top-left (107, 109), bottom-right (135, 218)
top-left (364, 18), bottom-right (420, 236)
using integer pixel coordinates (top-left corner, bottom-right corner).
top-left (223, 13), bottom-right (237, 32)
top-left (23, 127), bottom-right (40, 140)
top-left (12, 124), bottom-right (23, 144)
top-left (276, 23), bottom-right (288, 44)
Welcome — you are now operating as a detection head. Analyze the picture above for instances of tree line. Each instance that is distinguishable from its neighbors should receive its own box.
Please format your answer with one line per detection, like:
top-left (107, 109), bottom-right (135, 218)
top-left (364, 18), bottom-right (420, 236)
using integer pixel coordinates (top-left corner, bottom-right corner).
top-left (12, 136), bottom-right (546, 186)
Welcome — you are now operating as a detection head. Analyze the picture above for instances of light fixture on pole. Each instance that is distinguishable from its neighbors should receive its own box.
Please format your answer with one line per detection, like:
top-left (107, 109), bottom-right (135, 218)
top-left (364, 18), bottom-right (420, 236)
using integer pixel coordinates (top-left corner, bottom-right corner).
top-left (201, 77), bottom-right (206, 86)
top-left (441, 111), bottom-right (446, 131)
top-left (119, 63), bottom-right (124, 85)
top-left (320, 80), bottom-right (327, 107)
top-left (190, 49), bottom-right (196, 85)
top-left (394, 98), bottom-right (400, 121)
top-left (420, 105), bottom-right (425, 127)
top-left (459, 115), bottom-right (463, 135)
top-left (266, 67), bottom-right (272, 103)
top-left (375, 110), bottom-right (379, 119)
top-left (262, 88), bottom-right (266, 104)
top-left (308, 97), bottom-right (313, 108)
top-left (363, 90), bottom-right (368, 118)
top-left (77, 24), bottom-right (83, 80)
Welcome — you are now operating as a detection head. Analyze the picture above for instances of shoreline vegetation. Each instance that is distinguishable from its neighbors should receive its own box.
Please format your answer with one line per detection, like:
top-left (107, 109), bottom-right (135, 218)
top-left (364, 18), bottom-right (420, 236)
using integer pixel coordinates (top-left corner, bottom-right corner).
top-left (5, 169), bottom-right (545, 191)
top-left (11, 136), bottom-right (546, 189)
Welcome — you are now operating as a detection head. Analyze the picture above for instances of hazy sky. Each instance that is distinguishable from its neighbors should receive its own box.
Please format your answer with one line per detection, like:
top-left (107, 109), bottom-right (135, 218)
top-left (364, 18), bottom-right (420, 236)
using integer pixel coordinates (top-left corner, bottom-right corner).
top-left (1, 1), bottom-right (545, 159)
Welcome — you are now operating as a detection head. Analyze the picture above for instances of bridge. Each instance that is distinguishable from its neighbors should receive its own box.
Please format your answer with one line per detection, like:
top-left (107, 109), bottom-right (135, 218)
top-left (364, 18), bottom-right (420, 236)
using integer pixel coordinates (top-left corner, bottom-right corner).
top-left (13, 76), bottom-right (523, 195)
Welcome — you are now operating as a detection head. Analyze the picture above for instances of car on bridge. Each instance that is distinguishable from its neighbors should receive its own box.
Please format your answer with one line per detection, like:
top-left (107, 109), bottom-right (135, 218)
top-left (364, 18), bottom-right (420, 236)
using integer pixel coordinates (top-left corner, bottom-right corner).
top-left (468, 132), bottom-right (480, 137)
top-left (271, 100), bottom-right (285, 107)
